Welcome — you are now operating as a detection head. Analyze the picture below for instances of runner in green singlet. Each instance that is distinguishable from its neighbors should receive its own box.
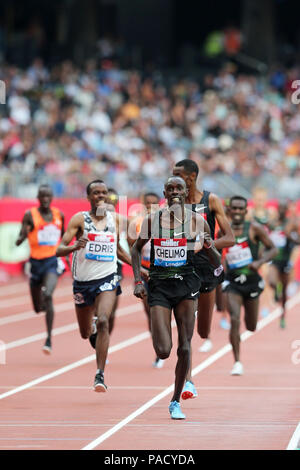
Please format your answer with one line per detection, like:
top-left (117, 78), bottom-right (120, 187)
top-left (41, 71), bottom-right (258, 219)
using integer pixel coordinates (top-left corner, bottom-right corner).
top-left (267, 202), bottom-right (300, 328)
top-left (222, 196), bottom-right (277, 376)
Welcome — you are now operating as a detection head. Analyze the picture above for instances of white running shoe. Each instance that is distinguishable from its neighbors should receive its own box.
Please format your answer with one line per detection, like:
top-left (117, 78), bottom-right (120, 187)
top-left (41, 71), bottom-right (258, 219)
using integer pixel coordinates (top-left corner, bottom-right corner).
top-left (198, 339), bottom-right (213, 353)
top-left (230, 361), bottom-right (244, 376)
top-left (152, 358), bottom-right (164, 369)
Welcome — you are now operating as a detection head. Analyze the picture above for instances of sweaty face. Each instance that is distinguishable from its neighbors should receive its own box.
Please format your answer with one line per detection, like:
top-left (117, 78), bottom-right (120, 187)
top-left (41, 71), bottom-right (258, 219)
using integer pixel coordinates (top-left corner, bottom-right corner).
top-left (144, 195), bottom-right (159, 213)
top-left (88, 183), bottom-right (108, 208)
top-left (38, 189), bottom-right (53, 209)
top-left (229, 199), bottom-right (247, 224)
top-left (164, 178), bottom-right (187, 206)
top-left (172, 166), bottom-right (191, 187)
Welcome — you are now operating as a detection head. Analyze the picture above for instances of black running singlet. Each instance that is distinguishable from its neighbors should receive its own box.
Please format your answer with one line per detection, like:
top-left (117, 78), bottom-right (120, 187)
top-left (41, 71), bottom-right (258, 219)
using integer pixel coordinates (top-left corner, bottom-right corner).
top-left (192, 190), bottom-right (215, 265)
top-left (149, 210), bottom-right (195, 280)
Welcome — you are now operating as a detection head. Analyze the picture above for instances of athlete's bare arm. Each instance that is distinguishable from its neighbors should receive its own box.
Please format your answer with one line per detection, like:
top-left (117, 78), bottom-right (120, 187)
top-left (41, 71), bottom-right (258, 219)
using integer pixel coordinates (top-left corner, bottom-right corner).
top-left (193, 213), bottom-right (222, 267)
top-left (209, 193), bottom-right (235, 250)
top-left (15, 211), bottom-right (34, 246)
top-left (248, 221), bottom-right (278, 270)
top-left (286, 219), bottom-right (300, 244)
top-left (56, 213), bottom-right (87, 257)
top-left (131, 214), bottom-right (152, 298)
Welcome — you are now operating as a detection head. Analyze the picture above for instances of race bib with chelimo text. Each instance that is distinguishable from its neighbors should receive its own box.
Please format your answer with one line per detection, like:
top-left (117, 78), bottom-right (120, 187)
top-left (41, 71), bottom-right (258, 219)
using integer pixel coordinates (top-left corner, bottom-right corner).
top-left (154, 238), bottom-right (187, 267)
top-left (37, 225), bottom-right (61, 246)
top-left (225, 241), bottom-right (253, 269)
top-left (85, 232), bottom-right (116, 262)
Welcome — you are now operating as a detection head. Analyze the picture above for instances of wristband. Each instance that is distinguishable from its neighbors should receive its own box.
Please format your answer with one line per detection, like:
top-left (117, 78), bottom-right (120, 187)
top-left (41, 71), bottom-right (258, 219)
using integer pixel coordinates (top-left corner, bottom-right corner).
top-left (135, 281), bottom-right (143, 285)
top-left (205, 241), bottom-right (213, 249)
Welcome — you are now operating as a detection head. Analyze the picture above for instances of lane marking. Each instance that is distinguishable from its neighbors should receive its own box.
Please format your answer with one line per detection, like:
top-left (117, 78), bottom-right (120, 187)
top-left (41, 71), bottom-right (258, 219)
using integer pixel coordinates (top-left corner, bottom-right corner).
top-left (286, 422), bottom-right (300, 450)
top-left (0, 300), bottom-right (142, 328)
top-left (82, 291), bottom-right (300, 450)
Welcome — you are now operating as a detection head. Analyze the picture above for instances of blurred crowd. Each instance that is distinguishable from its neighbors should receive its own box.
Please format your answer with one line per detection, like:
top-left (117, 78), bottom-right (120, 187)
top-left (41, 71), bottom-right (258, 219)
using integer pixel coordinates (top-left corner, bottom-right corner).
top-left (0, 58), bottom-right (300, 199)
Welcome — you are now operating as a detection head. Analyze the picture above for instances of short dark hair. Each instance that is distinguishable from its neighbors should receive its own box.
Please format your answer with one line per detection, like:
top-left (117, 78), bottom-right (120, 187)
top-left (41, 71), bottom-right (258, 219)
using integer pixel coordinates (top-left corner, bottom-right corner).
top-left (107, 187), bottom-right (118, 195)
top-left (175, 159), bottom-right (199, 177)
top-left (143, 192), bottom-right (160, 202)
top-left (86, 179), bottom-right (105, 195)
top-left (230, 195), bottom-right (248, 207)
top-left (38, 184), bottom-right (53, 195)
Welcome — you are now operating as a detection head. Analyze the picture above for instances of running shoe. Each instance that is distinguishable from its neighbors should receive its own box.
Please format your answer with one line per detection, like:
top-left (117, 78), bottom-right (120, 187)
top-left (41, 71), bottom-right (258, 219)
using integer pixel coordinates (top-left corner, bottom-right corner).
top-left (181, 381), bottom-right (198, 400)
top-left (169, 401), bottom-right (185, 420)
top-left (230, 361), bottom-right (244, 376)
top-left (152, 357), bottom-right (164, 369)
top-left (89, 316), bottom-right (97, 349)
top-left (280, 317), bottom-right (286, 329)
top-left (93, 372), bottom-right (107, 393)
top-left (199, 339), bottom-right (213, 352)
top-left (42, 337), bottom-right (52, 355)
top-left (219, 318), bottom-right (230, 330)
top-left (274, 282), bottom-right (283, 302)
top-left (260, 308), bottom-right (269, 318)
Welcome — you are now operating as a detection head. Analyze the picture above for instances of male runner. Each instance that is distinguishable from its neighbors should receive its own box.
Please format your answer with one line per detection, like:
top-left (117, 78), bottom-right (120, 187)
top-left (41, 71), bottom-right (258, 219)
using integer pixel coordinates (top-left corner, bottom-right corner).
top-left (128, 192), bottom-right (163, 367)
top-left (15, 184), bottom-right (66, 354)
top-left (267, 201), bottom-right (300, 328)
top-left (172, 159), bottom-right (234, 399)
top-left (223, 196), bottom-right (277, 375)
top-left (56, 179), bottom-right (132, 392)
top-left (131, 176), bottom-right (221, 419)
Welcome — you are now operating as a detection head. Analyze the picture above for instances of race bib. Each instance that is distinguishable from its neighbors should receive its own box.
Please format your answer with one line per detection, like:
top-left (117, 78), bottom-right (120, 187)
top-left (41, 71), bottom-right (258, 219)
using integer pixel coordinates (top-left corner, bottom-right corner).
top-left (269, 230), bottom-right (287, 248)
top-left (141, 240), bottom-right (151, 268)
top-left (37, 224), bottom-right (61, 246)
top-left (154, 238), bottom-right (187, 267)
top-left (225, 241), bottom-right (253, 269)
top-left (85, 232), bottom-right (116, 262)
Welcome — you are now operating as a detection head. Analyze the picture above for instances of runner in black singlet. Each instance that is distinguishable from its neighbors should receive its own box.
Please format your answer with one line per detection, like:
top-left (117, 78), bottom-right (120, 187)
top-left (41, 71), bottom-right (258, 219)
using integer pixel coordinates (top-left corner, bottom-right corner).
top-left (223, 196), bottom-right (277, 376)
top-left (131, 176), bottom-right (221, 420)
top-left (173, 159), bottom-right (234, 400)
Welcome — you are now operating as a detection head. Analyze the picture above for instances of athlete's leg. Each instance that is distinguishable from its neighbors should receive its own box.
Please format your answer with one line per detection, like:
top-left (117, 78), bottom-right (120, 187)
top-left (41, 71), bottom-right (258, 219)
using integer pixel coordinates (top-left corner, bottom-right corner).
top-left (30, 282), bottom-right (44, 313)
top-left (280, 271), bottom-right (289, 326)
top-left (172, 299), bottom-right (196, 403)
top-left (108, 295), bottom-right (119, 334)
top-left (42, 271), bottom-right (59, 340)
top-left (244, 297), bottom-right (260, 332)
top-left (197, 289), bottom-right (216, 338)
top-left (227, 291), bottom-right (243, 362)
top-left (150, 305), bottom-right (172, 360)
top-left (94, 290), bottom-right (118, 371)
top-left (215, 283), bottom-right (230, 329)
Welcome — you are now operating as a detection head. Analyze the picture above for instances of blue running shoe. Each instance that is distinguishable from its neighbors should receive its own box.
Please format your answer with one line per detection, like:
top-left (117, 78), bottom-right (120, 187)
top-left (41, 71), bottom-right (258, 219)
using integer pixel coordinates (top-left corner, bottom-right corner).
top-left (169, 401), bottom-right (186, 420)
top-left (181, 381), bottom-right (198, 400)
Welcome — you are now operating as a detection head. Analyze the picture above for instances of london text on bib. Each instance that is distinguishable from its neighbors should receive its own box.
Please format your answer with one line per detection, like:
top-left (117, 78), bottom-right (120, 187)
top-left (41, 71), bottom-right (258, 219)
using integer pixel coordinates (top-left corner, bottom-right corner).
top-left (154, 238), bottom-right (187, 267)
top-left (85, 232), bottom-right (116, 262)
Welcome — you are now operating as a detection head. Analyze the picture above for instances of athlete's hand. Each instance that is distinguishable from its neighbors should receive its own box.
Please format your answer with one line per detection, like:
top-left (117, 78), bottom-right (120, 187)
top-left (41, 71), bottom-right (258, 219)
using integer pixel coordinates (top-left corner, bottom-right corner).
top-left (248, 260), bottom-right (261, 272)
top-left (74, 236), bottom-right (89, 251)
top-left (134, 283), bottom-right (147, 299)
top-left (140, 267), bottom-right (149, 282)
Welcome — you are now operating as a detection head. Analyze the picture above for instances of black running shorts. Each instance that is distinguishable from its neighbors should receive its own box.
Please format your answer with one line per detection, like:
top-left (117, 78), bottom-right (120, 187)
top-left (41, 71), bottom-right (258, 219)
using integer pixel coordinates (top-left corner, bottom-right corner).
top-left (194, 262), bottom-right (225, 293)
top-left (147, 274), bottom-right (200, 310)
top-left (222, 273), bottom-right (265, 300)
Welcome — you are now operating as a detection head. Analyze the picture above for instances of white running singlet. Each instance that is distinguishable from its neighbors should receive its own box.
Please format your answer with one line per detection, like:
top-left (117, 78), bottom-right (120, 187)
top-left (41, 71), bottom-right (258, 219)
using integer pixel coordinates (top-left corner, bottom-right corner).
top-left (72, 211), bottom-right (117, 281)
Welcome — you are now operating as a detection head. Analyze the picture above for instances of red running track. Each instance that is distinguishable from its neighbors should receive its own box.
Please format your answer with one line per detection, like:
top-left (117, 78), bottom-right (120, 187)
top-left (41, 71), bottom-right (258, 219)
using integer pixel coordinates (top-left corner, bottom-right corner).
top-left (0, 274), bottom-right (299, 450)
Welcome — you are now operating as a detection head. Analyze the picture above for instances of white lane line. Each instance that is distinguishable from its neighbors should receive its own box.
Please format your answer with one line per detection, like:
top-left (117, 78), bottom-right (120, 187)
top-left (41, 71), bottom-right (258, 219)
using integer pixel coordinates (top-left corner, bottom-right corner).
top-left (286, 422), bottom-right (300, 450)
top-left (0, 299), bottom-right (142, 328)
top-left (0, 330), bottom-right (151, 401)
top-left (82, 291), bottom-right (300, 450)
top-left (3, 303), bottom-right (143, 350)
top-left (0, 285), bottom-right (71, 309)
